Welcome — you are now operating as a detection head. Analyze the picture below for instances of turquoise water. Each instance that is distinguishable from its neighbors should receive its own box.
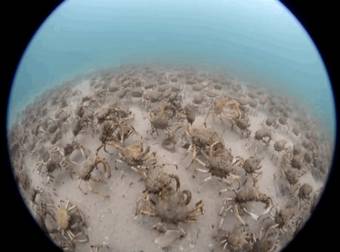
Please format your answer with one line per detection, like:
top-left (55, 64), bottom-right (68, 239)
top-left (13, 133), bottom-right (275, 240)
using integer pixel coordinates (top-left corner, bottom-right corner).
top-left (7, 0), bottom-right (336, 140)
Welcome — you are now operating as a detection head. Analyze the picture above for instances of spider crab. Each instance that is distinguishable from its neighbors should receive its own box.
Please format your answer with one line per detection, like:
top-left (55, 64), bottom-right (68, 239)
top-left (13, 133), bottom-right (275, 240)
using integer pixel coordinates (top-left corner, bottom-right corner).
top-left (214, 225), bottom-right (255, 252)
top-left (184, 124), bottom-right (221, 167)
top-left (109, 139), bottom-right (157, 175)
top-left (194, 141), bottom-right (241, 191)
top-left (136, 184), bottom-right (204, 231)
top-left (204, 96), bottom-right (244, 127)
top-left (219, 182), bottom-right (273, 226)
top-left (62, 146), bottom-right (111, 195)
top-left (96, 120), bottom-right (136, 154)
top-left (46, 200), bottom-right (88, 250)
top-left (233, 156), bottom-right (263, 185)
top-left (148, 102), bottom-right (177, 135)
top-left (96, 103), bottom-right (133, 125)
top-left (142, 165), bottom-right (180, 196)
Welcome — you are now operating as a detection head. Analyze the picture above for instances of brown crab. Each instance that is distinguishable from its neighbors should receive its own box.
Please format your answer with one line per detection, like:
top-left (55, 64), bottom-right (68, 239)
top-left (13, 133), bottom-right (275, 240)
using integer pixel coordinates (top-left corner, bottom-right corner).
top-left (96, 103), bottom-right (133, 124)
top-left (143, 166), bottom-right (180, 195)
top-left (96, 120), bottom-right (136, 154)
top-left (215, 225), bottom-right (255, 252)
top-left (231, 115), bottom-right (251, 138)
top-left (234, 156), bottom-right (263, 185)
top-left (219, 183), bottom-right (273, 225)
top-left (148, 102), bottom-right (177, 135)
top-left (90, 244), bottom-right (111, 252)
top-left (183, 104), bottom-right (196, 124)
top-left (252, 221), bottom-right (279, 252)
top-left (72, 151), bottom-right (111, 196)
top-left (194, 142), bottom-right (241, 190)
top-left (254, 128), bottom-right (272, 145)
top-left (136, 188), bottom-right (204, 226)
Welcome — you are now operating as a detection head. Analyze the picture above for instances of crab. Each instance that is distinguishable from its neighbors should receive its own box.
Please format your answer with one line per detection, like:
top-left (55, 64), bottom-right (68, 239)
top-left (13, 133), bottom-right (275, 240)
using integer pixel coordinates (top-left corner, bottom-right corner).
top-left (260, 203), bottom-right (298, 238)
top-left (252, 221), bottom-right (279, 252)
top-left (287, 183), bottom-right (314, 211)
top-left (148, 102), bottom-right (177, 135)
top-left (96, 103), bottom-right (133, 124)
top-left (254, 128), bottom-right (272, 145)
top-left (194, 141), bottom-right (241, 190)
top-left (90, 244), bottom-right (111, 252)
top-left (204, 96), bottom-right (243, 127)
top-left (15, 169), bottom-right (31, 194)
top-left (231, 115), bottom-right (251, 138)
top-left (142, 90), bottom-right (163, 108)
top-left (96, 120), bottom-right (136, 154)
top-left (35, 146), bottom-right (67, 183)
top-left (215, 225), bottom-right (255, 252)
top-left (63, 140), bottom-right (84, 157)
top-left (234, 156), bottom-right (263, 185)
top-left (71, 151), bottom-right (111, 196)
top-left (46, 200), bottom-right (88, 249)
top-left (160, 125), bottom-right (183, 152)
top-left (219, 182), bottom-right (273, 225)
top-left (136, 188), bottom-right (204, 226)
top-left (264, 117), bottom-right (278, 128)
top-left (72, 113), bottom-right (95, 137)
top-left (110, 140), bottom-right (157, 174)
top-left (273, 139), bottom-right (288, 153)
top-left (143, 166), bottom-right (180, 196)
top-left (297, 183), bottom-right (313, 201)
top-left (184, 125), bottom-right (221, 166)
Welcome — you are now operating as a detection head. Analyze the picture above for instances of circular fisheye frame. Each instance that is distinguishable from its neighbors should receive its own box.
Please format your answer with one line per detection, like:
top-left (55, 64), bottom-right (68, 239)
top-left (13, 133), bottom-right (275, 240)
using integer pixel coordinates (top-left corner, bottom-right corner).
top-left (7, 0), bottom-right (335, 251)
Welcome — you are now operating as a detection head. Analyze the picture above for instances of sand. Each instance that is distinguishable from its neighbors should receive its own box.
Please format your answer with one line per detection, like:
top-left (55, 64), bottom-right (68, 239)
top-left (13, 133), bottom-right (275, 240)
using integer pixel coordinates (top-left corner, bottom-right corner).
top-left (9, 65), bottom-right (332, 252)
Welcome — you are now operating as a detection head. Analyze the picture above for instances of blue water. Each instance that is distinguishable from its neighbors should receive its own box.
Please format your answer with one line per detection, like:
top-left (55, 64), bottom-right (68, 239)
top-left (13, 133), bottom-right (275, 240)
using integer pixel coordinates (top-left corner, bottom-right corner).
top-left (7, 0), bottom-right (336, 140)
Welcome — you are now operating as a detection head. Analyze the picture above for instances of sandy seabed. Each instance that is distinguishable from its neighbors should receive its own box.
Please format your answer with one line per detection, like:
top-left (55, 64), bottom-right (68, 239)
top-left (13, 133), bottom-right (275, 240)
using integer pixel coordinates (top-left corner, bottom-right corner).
top-left (9, 65), bottom-right (333, 252)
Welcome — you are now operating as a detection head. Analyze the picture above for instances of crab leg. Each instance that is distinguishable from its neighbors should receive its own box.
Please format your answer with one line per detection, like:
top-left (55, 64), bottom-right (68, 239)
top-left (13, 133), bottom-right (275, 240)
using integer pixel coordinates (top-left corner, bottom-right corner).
top-left (234, 205), bottom-right (246, 225)
top-left (243, 207), bottom-right (259, 220)
top-left (204, 176), bottom-right (212, 182)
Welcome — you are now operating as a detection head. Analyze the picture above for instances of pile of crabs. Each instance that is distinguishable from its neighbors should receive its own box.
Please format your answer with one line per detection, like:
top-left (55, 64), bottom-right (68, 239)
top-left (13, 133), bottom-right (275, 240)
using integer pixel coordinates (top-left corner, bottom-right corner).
top-left (9, 66), bottom-right (331, 252)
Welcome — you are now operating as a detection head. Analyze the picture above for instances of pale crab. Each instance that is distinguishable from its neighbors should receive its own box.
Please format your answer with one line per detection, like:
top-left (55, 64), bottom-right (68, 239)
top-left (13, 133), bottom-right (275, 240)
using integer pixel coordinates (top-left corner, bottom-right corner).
top-left (231, 115), bottom-right (251, 138)
top-left (110, 140), bottom-right (157, 174)
top-left (193, 141), bottom-right (241, 191)
top-left (46, 200), bottom-right (88, 249)
top-left (251, 220), bottom-right (280, 252)
top-left (148, 102), bottom-right (177, 135)
top-left (136, 188), bottom-right (204, 227)
top-left (214, 225), bottom-right (255, 252)
top-left (204, 96), bottom-right (243, 127)
top-left (233, 156), bottom-right (263, 186)
top-left (219, 182), bottom-right (273, 226)
top-left (184, 125), bottom-right (221, 167)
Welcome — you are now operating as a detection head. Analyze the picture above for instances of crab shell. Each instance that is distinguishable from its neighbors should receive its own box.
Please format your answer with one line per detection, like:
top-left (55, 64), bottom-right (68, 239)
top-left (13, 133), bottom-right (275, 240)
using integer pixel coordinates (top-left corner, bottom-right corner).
top-left (243, 157), bottom-right (262, 173)
top-left (56, 207), bottom-right (71, 230)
